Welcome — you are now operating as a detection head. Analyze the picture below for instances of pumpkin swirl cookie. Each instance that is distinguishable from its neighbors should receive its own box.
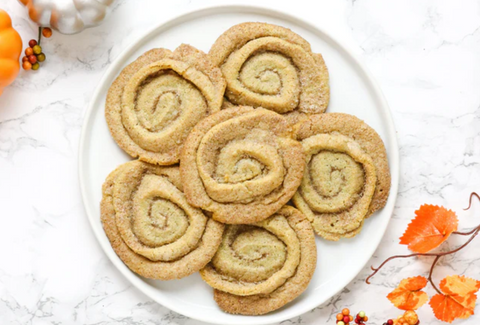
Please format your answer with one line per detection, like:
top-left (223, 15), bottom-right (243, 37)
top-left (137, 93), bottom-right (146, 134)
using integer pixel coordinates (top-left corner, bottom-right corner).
top-left (293, 113), bottom-right (391, 241)
top-left (105, 44), bottom-right (226, 165)
top-left (180, 106), bottom-right (305, 224)
top-left (100, 160), bottom-right (224, 280)
top-left (200, 206), bottom-right (316, 315)
top-left (209, 22), bottom-right (329, 124)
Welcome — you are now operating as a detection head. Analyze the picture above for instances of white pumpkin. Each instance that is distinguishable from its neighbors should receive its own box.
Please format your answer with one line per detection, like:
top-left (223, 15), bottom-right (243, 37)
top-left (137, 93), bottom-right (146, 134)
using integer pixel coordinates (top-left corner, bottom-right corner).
top-left (19, 0), bottom-right (116, 34)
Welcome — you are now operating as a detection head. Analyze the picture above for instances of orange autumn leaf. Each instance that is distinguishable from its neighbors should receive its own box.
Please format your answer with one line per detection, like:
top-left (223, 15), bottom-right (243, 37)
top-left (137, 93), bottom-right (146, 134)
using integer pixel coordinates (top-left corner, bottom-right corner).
top-left (430, 275), bottom-right (480, 323)
top-left (387, 276), bottom-right (429, 310)
top-left (400, 205), bottom-right (458, 253)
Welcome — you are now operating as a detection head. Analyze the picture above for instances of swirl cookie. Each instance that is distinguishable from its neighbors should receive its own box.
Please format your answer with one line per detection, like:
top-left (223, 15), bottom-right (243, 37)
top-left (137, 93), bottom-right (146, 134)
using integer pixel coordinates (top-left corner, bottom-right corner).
top-left (293, 113), bottom-right (391, 241)
top-left (105, 44), bottom-right (226, 165)
top-left (180, 106), bottom-right (305, 224)
top-left (100, 160), bottom-right (224, 280)
top-left (209, 22), bottom-right (329, 124)
top-left (200, 206), bottom-right (317, 315)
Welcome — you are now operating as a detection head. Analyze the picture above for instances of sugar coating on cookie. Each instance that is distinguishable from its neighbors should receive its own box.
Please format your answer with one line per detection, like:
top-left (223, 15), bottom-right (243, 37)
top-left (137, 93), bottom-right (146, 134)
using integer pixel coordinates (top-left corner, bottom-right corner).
top-left (105, 45), bottom-right (226, 165)
top-left (180, 106), bottom-right (305, 224)
top-left (209, 22), bottom-right (329, 123)
top-left (293, 113), bottom-right (391, 241)
top-left (98, 21), bottom-right (393, 316)
top-left (100, 160), bottom-right (224, 280)
top-left (200, 206), bottom-right (317, 315)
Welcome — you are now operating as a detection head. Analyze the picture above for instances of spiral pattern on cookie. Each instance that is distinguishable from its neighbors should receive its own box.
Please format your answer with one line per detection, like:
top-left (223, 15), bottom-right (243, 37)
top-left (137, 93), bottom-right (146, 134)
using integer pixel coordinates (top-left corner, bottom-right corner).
top-left (293, 113), bottom-right (391, 241)
top-left (209, 22), bottom-right (329, 121)
top-left (201, 206), bottom-right (317, 315)
top-left (100, 160), bottom-right (224, 280)
top-left (295, 133), bottom-right (376, 235)
top-left (180, 106), bottom-right (305, 224)
top-left (106, 45), bottom-right (226, 165)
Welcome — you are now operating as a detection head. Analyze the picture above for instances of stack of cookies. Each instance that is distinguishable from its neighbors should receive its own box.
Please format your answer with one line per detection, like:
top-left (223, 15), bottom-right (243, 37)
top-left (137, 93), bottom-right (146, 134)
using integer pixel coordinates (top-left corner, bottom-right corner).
top-left (101, 22), bottom-right (391, 316)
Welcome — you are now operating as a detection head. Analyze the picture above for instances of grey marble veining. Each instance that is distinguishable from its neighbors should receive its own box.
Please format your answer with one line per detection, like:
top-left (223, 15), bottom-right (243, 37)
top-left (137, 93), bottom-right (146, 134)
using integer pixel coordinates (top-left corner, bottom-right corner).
top-left (0, 0), bottom-right (479, 324)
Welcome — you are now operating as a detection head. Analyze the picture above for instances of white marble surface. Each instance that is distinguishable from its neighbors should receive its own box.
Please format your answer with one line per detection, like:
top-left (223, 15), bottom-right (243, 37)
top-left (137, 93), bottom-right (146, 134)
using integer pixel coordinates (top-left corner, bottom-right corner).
top-left (1, 0), bottom-right (480, 324)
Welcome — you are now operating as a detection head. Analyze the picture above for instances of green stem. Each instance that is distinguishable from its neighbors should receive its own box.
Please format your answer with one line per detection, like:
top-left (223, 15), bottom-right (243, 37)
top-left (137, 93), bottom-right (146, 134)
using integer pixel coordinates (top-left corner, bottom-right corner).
top-left (38, 27), bottom-right (42, 45)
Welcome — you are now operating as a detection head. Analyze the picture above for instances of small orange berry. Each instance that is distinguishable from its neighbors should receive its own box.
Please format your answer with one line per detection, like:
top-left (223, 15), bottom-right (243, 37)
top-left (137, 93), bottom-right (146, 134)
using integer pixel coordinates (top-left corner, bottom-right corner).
top-left (25, 47), bottom-right (33, 56)
top-left (42, 27), bottom-right (52, 38)
top-left (403, 310), bottom-right (418, 325)
top-left (350, 315), bottom-right (354, 321)
top-left (364, 316), bottom-right (368, 321)
top-left (23, 61), bottom-right (32, 70)
top-left (342, 308), bottom-right (350, 316)
top-left (337, 314), bottom-right (343, 321)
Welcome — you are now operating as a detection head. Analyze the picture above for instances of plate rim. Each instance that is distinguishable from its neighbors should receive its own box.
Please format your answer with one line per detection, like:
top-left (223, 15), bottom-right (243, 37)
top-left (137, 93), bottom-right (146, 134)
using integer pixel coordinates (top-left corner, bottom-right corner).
top-left (78, 4), bottom-right (400, 325)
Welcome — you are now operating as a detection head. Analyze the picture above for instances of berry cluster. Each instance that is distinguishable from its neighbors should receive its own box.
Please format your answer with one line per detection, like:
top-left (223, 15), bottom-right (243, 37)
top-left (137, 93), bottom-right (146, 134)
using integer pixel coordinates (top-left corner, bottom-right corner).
top-left (386, 310), bottom-right (419, 325)
top-left (336, 309), bottom-right (368, 325)
top-left (22, 27), bottom-right (52, 71)
top-left (335, 309), bottom-right (420, 325)
top-left (354, 311), bottom-right (368, 324)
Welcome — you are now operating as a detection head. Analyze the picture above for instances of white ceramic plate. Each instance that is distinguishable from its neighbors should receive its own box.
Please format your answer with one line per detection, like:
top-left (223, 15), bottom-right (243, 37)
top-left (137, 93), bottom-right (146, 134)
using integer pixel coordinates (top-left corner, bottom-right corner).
top-left (79, 5), bottom-right (399, 325)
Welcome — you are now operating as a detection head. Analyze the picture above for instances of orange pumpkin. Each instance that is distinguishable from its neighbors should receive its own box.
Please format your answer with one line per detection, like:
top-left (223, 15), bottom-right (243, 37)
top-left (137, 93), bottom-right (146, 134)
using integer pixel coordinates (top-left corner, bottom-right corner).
top-left (0, 9), bottom-right (22, 96)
